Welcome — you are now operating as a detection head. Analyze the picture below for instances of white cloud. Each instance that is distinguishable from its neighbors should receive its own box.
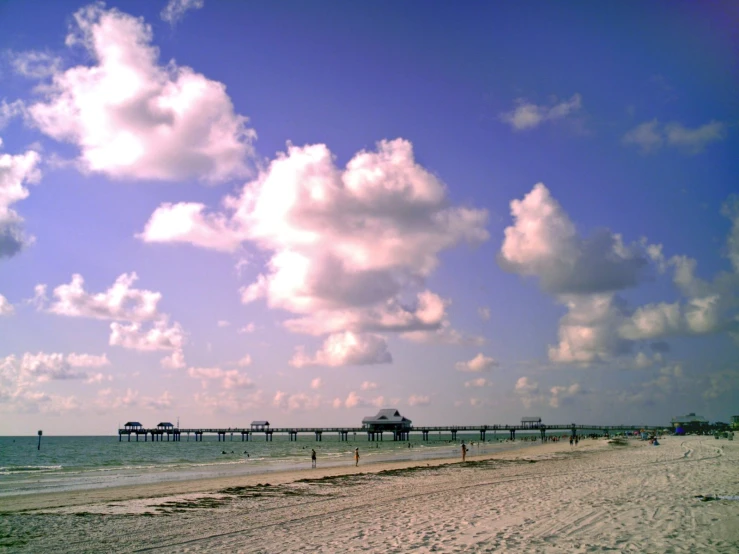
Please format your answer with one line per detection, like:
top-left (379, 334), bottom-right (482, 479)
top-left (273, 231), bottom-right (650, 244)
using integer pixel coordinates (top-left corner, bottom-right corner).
top-left (85, 372), bottom-right (113, 384)
top-left (549, 383), bottom-right (584, 408)
top-left (160, 349), bottom-right (185, 369)
top-left (624, 119), bottom-right (726, 155)
top-left (455, 353), bottom-right (498, 372)
top-left (500, 94), bottom-right (582, 131)
top-left (48, 273), bottom-right (161, 321)
top-left (464, 377), bottom-right (492, 388)
top-left (141, 139), bottom-right (488, 359)
top-left (238, 322), bottom-right (256, 334)
top-left (0, 100), bottom-right (27, 129)
top-left (341, 391), bottom-right (385, 409)
top-left (407, 394), bottom-right (430, 406)
top-left (290, 332), bottom-right (392, 368)
top-left (9, 50), bottom-right (62, 79)
top-left (109, 318), bottom-right (185, 352)
top-left (193, 389), bottom-right (264, 414)
top-left (217, 320), bottom-right (230, 328)
top-left (161, 0), bottom-right (204, 25)
top-left (360, 380), bottom-right (378, 391)
top-left (273, 390), bottom-right (321, 412)
top-left (310, 377), bottom-right (322, 390)
top-left (514, 376), bottom-right (541, 409)
top-left (66, 353), bottom-right (110, 367)
top-left (236, 354), bottom-right (252, 367)
top-left (721, 195), bottom-right (739, 273)
top-left (0, 143), bottom-right (42, 258)
top-left (28, 4), bottom-right (255, 183)
top-left (188, 366), bottom-right (254, 389)
top-left (0, 294), bottom-right (14, 315)
top-left (477, 306), bottom-right (491, 321)
top-left (401, 319), bottom-right (485, 346)
top-left (499, 183), bottom-right (648, 295)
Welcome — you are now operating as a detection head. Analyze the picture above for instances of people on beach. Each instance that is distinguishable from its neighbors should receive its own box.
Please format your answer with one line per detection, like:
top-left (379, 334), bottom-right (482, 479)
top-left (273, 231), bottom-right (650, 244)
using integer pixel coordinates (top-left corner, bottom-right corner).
top-left (461, 441), bottom-right (467, 462)
top-left (354, 447), bottom-right (360, 466)
top-left (311, 448), bottom-right (317, 468)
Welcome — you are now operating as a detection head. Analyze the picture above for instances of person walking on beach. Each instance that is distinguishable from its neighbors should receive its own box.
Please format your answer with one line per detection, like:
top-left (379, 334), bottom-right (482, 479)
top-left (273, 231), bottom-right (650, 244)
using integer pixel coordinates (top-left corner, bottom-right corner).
top-left (311, 448), bottom-right (316, 468)
top-left (354, 447), bottom-right (360, 467)
top-left (461, 441), bottom-right (467, 462)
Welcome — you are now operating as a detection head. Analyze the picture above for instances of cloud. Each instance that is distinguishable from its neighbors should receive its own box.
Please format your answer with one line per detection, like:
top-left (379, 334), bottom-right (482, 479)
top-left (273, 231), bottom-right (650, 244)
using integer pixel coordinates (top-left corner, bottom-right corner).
top-left (514, 376), bottom-right (541, 409)
top-left (28, 4), bottom-right (255, 183)
top-left (9, 50), bottom-right (62, 79)
top-left (549, 383), bottom-right (585, 408)
top-left (499, 183), bottom-right (649, 295)
top-left (401, 318), bottom-right (485, 346)
top-left (360, 380), bottom-right (378, 391)
top-left (340, 391), bottom-right (385, 409)
top-left (273, 390), bottom-right (321, 412)
top-left (66, 353), bottom-right (110, 367)
top-left (85, 372), bottom-right (113, 384)
top-left (0, 100), bottom-right (27, 129)
top-left (193, 389), bottom-right (264, 414)
top-left (236, 354), bottom-right (252, 367)
top-left (217, 320), bottom-right (230, 328)
top-left (0, 294), bottom-right (14, 315)
top-left (161, 0), bottom-right (204, 25)
top-left (0, 143), bottom-right (42, 258)
top-left (722, 195), bottom-right (739, 273)
top-left (160, 350), bottom-right (185, 369)
top-left (109, 318), bottom-right (185, 352)
top-left (407, 394), bottom-right (430, 407)
top-left (188, 366), bottom-right (254, 389)
top-left (477, 306), bottom-right (490, 321)
top-left (48, 273), bottom-right (161, 321)
top-left (290, 332), bottom-right (392, 368)
top-left (238, 322), bottom-right (256, 334)
top-left (623, 119), bottom-right (726, 155)
top-left (500, 94), bottom-right (582, 131)
top-left (455, 353), bottom-right (498, 372)
top-left (140, 139), bottom-right (488, 358)
top-left (464, 378), bottom-right (492, 388)
top-left (310, 377), bottom-right (322, 390)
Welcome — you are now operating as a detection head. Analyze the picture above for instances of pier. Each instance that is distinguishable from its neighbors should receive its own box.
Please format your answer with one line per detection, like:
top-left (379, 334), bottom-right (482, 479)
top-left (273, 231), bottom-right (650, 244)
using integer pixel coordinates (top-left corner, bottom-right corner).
top-left (118, 422), bottom-right (662, 442)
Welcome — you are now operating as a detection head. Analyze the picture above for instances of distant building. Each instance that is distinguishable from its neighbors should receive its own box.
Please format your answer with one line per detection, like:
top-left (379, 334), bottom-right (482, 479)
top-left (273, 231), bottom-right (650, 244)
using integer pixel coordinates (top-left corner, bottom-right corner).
top-left (521, 417), bottom-right (542, 429)
top-left (157, 422), bottom-right (174, 429)
top-left (362, 409), bottom-right (412, 432)
top-left (671, 412), bottom-right (709, 433)
top-left (731, 416), bottom-right (739, 430)
top-left (251, 420), bottom-right (270, 431)
top-left (124, 422), bottom-right (143, 430)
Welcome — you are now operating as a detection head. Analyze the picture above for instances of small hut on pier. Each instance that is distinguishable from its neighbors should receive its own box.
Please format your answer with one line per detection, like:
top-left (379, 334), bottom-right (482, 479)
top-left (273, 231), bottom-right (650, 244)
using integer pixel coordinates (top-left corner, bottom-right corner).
top-left (157, 422), bottom-right (175, 430)
top-left (521, 417), bottom-right (542, 429)
top-left (124, 422), bottom-right (143, 430)
top-left (361, 409), bottom-right (412, 432)
top-left (251, 420), bottom-right (270, 431)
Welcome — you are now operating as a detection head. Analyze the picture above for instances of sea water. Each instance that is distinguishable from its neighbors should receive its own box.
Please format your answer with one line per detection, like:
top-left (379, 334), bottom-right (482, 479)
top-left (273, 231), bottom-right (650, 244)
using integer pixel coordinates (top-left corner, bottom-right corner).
top-left (0, 431), bottom-right (568, 497)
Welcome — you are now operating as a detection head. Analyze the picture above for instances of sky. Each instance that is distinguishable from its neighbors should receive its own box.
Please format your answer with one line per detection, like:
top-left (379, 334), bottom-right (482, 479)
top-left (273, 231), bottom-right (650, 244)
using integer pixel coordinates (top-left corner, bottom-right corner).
top-left (0, 0), bottom-right (737, 435)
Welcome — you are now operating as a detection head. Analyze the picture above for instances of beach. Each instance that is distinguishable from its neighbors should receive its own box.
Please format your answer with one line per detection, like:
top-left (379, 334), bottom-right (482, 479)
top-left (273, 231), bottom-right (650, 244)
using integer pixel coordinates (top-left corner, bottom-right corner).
top-left (1, 435), bottom-right (737, 552)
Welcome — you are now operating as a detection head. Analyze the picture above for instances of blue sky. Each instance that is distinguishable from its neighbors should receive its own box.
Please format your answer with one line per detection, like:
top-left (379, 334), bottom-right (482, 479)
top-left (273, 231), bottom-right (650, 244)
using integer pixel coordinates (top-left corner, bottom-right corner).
top-left (0, 0), bottom-right (737, 434)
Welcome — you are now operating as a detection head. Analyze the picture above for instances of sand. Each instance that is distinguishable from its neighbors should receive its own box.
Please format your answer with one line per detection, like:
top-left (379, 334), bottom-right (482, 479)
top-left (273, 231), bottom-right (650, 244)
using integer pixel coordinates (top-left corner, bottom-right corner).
top-left (1, 435), bottom-right (737, 552)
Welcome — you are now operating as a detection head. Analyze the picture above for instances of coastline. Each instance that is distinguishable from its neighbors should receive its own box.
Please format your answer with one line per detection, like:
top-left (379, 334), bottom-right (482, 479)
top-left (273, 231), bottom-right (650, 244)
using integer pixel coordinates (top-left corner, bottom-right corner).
top-left (2, 435), bottom-right (737, 553)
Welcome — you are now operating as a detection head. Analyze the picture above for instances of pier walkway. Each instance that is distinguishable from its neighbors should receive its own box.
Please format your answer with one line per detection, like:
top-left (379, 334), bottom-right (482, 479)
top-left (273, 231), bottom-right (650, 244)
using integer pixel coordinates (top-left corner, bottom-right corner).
top-left (118, 423), bottom-right (662, 442)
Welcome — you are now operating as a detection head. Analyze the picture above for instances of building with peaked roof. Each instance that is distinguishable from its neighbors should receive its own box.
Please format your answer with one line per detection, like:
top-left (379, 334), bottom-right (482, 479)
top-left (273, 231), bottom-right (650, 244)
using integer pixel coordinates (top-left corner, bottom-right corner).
top-left (521, 417), bottom-right (542, 428)
top-left (251, 420), bottom-right (270, 431)
top-left (124, 422), bottom-right (143, 429)
top-left (157, 422), bottom-right (174, 429)
top-left (361, 409), bottom-right (412, 432)
top-left (671, 412), bottom-right (709, 433)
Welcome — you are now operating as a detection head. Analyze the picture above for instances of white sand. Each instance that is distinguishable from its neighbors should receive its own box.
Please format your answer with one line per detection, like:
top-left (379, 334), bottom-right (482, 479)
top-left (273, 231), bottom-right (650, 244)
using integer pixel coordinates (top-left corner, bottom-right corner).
top-left (1, 435), bottom-right (737, 552)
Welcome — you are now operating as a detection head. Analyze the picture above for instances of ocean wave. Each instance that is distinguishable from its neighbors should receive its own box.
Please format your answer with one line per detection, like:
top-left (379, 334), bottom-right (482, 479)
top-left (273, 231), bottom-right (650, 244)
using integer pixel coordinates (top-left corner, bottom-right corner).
top-left (0, 465), bottom-right (63, 474)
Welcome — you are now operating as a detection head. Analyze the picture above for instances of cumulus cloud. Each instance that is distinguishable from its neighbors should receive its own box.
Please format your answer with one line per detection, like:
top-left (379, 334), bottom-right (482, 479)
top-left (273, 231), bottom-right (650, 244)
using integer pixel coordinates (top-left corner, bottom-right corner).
top-left (188, 366), bottom-right (254, 389)
top-left (477, 306), bottom-right (491, 321)
top-left (500, 94), bottom-right (582, 131)
top-left (0, 294), bottom-right (14, 315)
top-left (623, 119), bottom-right (726, 155)
top-left (217, 320), bottom-right (230, 328)
top-left (464, 377), bottom-right (492, 388)
top-left (109, 318), bottom-right (185, 352)
top-left (455, 353), bottom-right (498, 372)
top-left (9, 50), bottom-right (62, 78)
top-left (28, 4), bottom-right (255, 183)
top-left (499, 183), bottom-right (648, 295)
top-left (407, 394), bottom-right (430, 407)
top-left (236, 354), bottom-right (252, 367)
top-left (310, 377), bottom-right (322, 390)
top-left (0, 143), bottom-right (42, 258)
top-left (334, 391), bottom-right (385, 409)
top-left (290, 332), bottom-right (392, 368)
top-left (273, 390), bottom-right (321, 412)
top-left (0, 100), bottom-right (27, 129)
top-left (160, 349), bottom-right (185, 369)
top-left (401, 318), bottom-right (485, 346)
top-left (48, 272), bottom-right (161, 321)
top-left (66, 353), bottom-right (110, 367)
top-left (514, 376), bottom-right (541, 409)
top-left (360, 380), bottom-right (378, 391)
top-left (549, 383), bottom-right (585, 408)
top-left (238, 322), bottom-right (256, 334)
top-left (193, 389), bottom-right (264, 414)
top-left (161, 0), bottom-right (204, 25)
top-left (141, 139), bottom-right (488, 362)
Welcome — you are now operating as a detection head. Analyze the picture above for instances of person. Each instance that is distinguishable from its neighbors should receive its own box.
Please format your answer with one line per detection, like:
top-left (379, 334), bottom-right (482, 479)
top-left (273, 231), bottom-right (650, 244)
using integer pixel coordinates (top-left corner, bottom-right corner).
top-left (354, 447), bottom-right (360, 467)
top-left (311, 448), bottom-right (317, 468)
top-left (461, 441), bottom-right (467, 462)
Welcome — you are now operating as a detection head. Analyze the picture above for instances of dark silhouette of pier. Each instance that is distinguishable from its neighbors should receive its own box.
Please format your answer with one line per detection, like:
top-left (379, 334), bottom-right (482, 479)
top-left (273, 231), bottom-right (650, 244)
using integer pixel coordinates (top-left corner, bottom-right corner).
top-left (118, 423), bottom-right (661, 442)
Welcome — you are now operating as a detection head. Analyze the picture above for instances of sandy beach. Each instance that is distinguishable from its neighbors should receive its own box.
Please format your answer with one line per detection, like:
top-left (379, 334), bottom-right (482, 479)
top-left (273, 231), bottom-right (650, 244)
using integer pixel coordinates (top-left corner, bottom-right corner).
top-left (1, 435), bottom-right (737, 552)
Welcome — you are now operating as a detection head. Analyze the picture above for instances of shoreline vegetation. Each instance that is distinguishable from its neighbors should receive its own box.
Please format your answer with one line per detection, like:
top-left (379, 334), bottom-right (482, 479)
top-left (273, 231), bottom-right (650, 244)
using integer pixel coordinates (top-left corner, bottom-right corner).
top-left (1, 435), bottom-right (737, 552)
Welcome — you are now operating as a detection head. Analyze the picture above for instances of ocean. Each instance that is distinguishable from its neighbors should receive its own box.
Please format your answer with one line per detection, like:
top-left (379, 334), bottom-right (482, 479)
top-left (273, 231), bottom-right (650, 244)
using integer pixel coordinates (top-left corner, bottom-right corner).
top-left (0, 431), bottom-right (563, 498)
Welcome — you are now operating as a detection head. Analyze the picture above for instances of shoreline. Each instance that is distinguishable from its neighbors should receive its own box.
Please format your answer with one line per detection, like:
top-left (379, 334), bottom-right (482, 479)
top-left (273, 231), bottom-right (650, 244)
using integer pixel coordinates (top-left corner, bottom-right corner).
top-left (0, 438), bottom-right (574, 513)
